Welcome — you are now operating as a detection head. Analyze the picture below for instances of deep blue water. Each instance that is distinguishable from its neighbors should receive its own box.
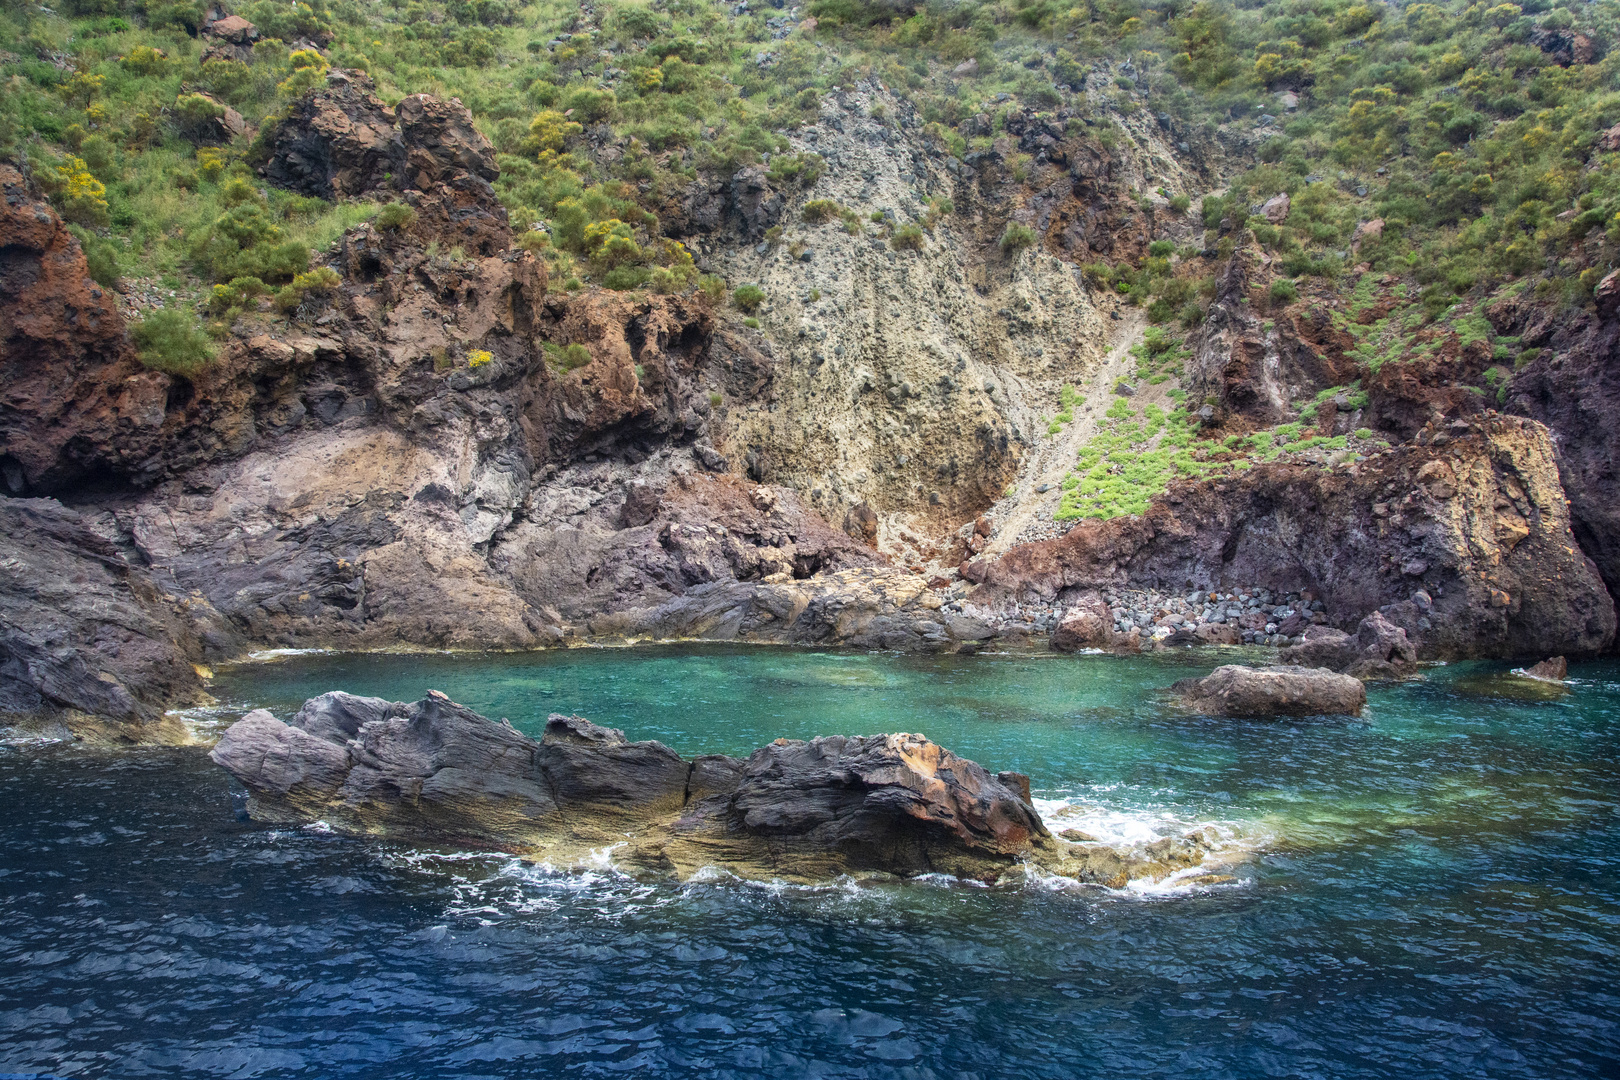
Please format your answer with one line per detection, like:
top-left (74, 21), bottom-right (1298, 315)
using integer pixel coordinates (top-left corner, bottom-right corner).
top-left (2, 646), bottom-right (1618, 1079)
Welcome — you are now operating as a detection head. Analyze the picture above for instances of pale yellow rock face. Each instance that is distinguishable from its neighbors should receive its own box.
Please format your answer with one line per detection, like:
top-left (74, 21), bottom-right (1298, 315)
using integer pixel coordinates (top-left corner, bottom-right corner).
top-left (704, 85), bottom-right (1112, 552)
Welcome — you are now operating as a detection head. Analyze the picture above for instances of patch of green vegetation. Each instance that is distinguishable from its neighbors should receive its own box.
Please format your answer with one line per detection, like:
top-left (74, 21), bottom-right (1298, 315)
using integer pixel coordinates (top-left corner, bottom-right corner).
top-left (543, 341), bottom-right (592, 371)
top-left (132, 306), bottom-right (215, 377)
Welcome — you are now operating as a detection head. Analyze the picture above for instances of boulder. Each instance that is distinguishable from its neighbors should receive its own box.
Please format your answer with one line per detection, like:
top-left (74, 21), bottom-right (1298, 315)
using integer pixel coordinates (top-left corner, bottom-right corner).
top-left (1261, 192), bottom-right (1290, 223)
top-left (259, 72), bottom-right (510, 253)
top-left (1519, 656), bottom-right (1568, 682)
top-left (259, 71), bottom-right (403, 200)
top-left (1050, 594), bottom-right (1111, 651)
top-left (1172, 664), bottom-right (1366, 717)
top-left (723, 732), bottom-right (1047, 872)
top-left (1280, 611), bottom-right (1416, 679)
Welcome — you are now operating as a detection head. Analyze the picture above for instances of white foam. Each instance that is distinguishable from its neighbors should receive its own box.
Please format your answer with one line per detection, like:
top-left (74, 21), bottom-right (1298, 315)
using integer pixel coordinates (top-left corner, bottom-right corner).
top-left (1030, 790), bottom-right (1270, 897)
top-left (241, 647), bottom-right (334, 662)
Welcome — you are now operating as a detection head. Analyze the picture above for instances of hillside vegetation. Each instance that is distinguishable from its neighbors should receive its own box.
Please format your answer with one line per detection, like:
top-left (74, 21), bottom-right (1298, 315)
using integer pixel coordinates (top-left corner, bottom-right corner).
top-left (2, 0), bottom-right (1618, 392)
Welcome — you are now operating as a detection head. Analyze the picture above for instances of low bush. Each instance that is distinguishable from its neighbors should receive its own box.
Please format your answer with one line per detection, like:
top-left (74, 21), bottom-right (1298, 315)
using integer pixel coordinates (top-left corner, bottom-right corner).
top-left (133, 308), bottom-right (216, 377)
top-left (733, 283), bottom-right (766, 312)
top-left (999, 222), bottom-right (1036, 255)
top-left (376, 203), bottom-right (417, 231)
top-left (891, 223), bottom-right (924, 251)
top-left (802, 198), bottom-right (842, 224)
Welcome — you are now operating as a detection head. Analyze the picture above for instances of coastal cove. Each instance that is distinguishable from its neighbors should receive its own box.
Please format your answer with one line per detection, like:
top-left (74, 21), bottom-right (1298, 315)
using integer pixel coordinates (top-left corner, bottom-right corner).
top-left (2, 645), bottom-right (1617, 1078)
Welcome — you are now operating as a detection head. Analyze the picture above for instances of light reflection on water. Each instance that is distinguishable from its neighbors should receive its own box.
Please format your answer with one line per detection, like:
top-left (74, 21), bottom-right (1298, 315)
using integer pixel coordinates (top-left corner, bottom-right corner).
top-left (0, 646), bottom-right (1616, 1078)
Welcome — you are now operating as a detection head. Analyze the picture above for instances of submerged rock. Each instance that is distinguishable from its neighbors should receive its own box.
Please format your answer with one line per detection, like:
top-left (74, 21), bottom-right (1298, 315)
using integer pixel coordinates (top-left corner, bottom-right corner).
top-left (211, 690), bottom-right (1221, 886)
top-left (1172, 664), bottom-right (1366, 718)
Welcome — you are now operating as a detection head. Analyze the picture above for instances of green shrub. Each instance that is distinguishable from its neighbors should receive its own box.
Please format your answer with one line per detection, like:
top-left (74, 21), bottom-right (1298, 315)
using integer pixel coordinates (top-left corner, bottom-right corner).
top-left (133, 308), bottom-right (216, 378)
top-left (1148, 240), bottom-right (1175, 257)
top-left (376, 203), bottom-right (417, 231)
top-left (1270, 279), bottom-right (1300, 305)
top-left (275, 266), bottom-right (341, 311)
top-left (802, 199), bottom-right (842, 224)
top-left (697, 274), bottom-right (727, 304)
top-left (999, 222), bottom-right (1037, 255)
top-left (891, 223), bottom-right (925, 251)
top-left (733, 283), bottom-right (767, 312)
top-left (207, 275), bottom-right (269, 314)
top-left (544, 341), bottom-right (593, 371)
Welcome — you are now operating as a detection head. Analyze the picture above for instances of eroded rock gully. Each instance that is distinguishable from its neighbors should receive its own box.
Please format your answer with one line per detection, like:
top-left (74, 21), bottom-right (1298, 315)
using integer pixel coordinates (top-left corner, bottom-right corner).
top-left (2, 73), bottom-right (1618, 737)
top-left (211, 689), bottom-right (1224, 887)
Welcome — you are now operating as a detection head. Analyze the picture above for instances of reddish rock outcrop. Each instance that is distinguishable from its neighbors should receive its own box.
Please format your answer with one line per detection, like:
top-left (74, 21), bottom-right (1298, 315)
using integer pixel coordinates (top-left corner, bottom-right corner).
top-left (1184, 249), bottom-right (1357, 425)
top-left (0, 164), bottom-right (170, 494)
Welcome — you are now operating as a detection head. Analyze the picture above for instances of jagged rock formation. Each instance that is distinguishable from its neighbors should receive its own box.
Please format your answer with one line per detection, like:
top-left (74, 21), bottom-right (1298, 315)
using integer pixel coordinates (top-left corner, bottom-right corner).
top-left (211, 689), bottom-right (1222, 885)
top-left (1501, 296), bottom-right (1620, 617)
top-left (968, 413), bottom-right (1615, 659)
top-left (0, 499), bottom-right (203, 737)
top-left (1172, 665), bottom-right (1367, 718)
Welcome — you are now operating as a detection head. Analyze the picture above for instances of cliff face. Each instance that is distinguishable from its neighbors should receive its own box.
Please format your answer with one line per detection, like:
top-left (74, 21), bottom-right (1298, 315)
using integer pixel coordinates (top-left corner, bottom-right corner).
top-left (1500, 296), bottom-right (1620, 615)
top-left (0, 164), bottom-right (171, 493)
top-left (967, 413), bottom-right (1615, 659)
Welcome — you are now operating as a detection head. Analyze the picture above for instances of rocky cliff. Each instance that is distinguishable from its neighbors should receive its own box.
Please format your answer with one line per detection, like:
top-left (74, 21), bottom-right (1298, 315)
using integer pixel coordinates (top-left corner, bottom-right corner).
top-left (3, 69), bottom-right (1619, 736)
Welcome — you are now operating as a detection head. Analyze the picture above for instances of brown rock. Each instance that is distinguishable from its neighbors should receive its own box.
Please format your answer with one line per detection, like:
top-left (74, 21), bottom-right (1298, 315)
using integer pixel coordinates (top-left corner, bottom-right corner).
top-left (1050, 595), bottom-right (1110, 651)
top-left (843, 502), bottom-right (879, 545)
top-left (203, 14), bottom-right (258, 43)
top-left (1522, 656), bottom-right (1568, 681)
top-left (1351, 218), bottom-right (1384, 250)
top-left (0, 164), bottom-right (170, 494)
top-left (1594, 269), bottom-right (1620, 319)
top-left (1172, 664), bottom-right (1367, 718)
top-left (1261, 192), bottom-right (1291, 223)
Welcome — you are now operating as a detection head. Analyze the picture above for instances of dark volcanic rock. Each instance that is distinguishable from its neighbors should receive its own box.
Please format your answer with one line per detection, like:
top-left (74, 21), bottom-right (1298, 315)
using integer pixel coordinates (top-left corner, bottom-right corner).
top-left (725, 732), bottom-right (1048, 871)
top-left (1173, 665), bottom-right (1366, 718)
top-left (212, 690), bottom-right (1050, 880)
top-left (0, 499), bottom-right (202, 735)
top-left (258, 73), bottom-right (509, 251)
top-left (1281, 611), bottom-right (1417, 678)
top-left (258, 71), bottom-right (404, 201)
top-left (1520, 656), bottom-right (1568, 682)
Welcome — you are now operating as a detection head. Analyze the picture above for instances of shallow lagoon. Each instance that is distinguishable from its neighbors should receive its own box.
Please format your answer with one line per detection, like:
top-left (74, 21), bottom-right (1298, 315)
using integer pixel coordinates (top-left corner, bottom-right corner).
top-left (2, 646), bottom-right (1616, 1078)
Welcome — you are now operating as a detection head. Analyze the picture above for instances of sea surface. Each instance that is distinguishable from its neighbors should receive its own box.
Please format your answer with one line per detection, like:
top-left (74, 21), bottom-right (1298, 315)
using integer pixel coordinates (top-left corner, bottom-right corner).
top-left (2, 645), bottom-right (1618, 1079)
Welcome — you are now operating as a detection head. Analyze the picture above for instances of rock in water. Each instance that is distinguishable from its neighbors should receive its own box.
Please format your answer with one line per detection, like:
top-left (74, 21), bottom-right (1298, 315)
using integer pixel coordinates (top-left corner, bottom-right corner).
top-left (1172, 665), bottom-right (1366, 718)
top-left (211, 691), bottom-right (1053, 882)
top-left (1520, 656), bottom-right (1568, 682)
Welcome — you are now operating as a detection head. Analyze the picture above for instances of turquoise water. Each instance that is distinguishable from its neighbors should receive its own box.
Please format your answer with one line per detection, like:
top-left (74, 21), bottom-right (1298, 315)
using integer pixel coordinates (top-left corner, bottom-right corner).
top-left (2, 646), bottom-right (1617, 1077)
